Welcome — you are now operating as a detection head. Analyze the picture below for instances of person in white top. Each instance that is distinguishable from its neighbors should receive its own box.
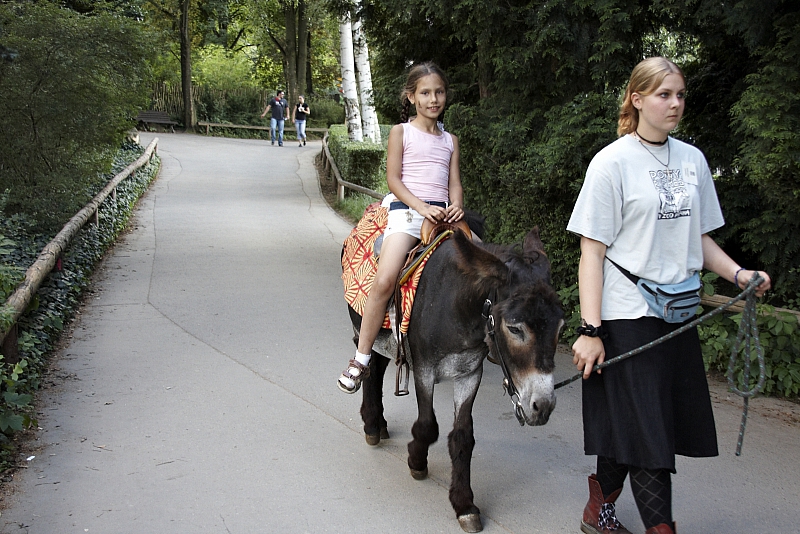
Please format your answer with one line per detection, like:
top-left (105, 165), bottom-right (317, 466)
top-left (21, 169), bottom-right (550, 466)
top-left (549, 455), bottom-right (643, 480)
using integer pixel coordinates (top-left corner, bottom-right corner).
top-left (567, 57), bottom-right (771, 534)
top-left (338, 62), bottom-right (464, 394)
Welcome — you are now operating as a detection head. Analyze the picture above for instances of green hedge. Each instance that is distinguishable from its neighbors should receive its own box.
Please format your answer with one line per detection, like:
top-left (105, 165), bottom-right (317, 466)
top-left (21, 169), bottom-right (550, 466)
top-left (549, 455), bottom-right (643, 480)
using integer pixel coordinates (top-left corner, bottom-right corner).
top-left (327, 124), bottom-right (391, 193)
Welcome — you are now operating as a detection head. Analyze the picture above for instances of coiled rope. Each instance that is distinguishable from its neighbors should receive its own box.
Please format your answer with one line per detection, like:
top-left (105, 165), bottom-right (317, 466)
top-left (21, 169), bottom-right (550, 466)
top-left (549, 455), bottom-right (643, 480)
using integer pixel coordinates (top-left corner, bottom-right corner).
top-left (554, 273), bottom-right (766, 455)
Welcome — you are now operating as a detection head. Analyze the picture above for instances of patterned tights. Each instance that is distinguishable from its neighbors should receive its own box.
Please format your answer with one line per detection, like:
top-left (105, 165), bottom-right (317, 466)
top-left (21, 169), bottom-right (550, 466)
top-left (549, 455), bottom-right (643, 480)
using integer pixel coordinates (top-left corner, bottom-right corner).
top-left (596, 456), bottom-right (672, 529)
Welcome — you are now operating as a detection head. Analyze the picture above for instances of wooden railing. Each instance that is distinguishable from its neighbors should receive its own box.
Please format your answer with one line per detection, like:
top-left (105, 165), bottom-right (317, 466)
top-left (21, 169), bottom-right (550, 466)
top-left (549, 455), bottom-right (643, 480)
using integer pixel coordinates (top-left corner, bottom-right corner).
top-left (0, 138), bottom-right (160, 361)
top-left (197, 121), bottom-right (327, 137)
top-left (700, 293), bottom-right (800, 323)
top-left (319, 130), bottom-right (382, 202)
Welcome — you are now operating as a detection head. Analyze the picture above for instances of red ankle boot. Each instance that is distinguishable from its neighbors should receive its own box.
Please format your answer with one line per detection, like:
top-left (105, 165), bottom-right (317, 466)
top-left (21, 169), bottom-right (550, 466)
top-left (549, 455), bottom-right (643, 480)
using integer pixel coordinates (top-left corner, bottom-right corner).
top-left (645, 523), bottom-right (676, 534)
top-left (581, 474), bottom-right (632, 534)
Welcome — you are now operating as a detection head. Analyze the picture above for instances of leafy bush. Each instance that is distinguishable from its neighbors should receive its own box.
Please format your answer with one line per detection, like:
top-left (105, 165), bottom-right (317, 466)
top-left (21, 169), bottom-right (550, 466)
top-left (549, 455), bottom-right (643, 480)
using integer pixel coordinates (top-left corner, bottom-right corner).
top-left (327, 125), bottom-right (389, 193)
top-left (0, 1), bottom-right (153, 231)
top-left (698, 304), bottom-right (800, 398)
top-left (194, 86), bottom-right (267, 125)
top-left (309, 98), bottom-right (345, 128)
top-left (0, 142), bottom-right (160, 468)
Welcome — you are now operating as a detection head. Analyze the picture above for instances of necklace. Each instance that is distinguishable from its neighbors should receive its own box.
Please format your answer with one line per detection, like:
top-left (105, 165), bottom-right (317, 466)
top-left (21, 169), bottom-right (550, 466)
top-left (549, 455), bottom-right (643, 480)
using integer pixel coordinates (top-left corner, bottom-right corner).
top-left (637, 136), bottom-right (670, 169)
top-left (635, 130), bottom-right (667, 146)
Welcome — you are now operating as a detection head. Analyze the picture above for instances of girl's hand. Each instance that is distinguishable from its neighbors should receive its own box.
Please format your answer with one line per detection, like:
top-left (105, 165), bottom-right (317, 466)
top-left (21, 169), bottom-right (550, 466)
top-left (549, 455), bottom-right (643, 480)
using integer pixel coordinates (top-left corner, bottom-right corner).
top-left (572, 335), bottom-right (605, 379)
top-left (445, 204), bottom-right (463, 223)
top-left (417, 203), bottom-right (446, 223)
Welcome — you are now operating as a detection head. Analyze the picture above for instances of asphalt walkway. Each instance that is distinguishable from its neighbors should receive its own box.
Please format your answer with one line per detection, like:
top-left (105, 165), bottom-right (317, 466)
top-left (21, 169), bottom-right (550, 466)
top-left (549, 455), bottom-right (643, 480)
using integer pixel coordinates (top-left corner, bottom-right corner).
top-left (1, 132), bottom-right (798, 533)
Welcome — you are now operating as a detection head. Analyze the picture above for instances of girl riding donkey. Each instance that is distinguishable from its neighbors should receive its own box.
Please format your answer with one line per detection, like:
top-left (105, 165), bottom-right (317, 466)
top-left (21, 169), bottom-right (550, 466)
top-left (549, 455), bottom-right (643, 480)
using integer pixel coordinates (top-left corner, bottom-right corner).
top-left (337, 62), bottom-right (465, 394)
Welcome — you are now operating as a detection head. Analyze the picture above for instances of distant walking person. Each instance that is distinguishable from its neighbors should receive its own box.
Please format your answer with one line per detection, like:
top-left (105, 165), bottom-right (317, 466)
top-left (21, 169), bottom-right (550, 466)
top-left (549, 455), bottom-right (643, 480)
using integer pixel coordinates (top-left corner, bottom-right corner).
top-left (292, 95), bottom-right (310, 147)
top-left (261, 90), bottom-right (289, 146)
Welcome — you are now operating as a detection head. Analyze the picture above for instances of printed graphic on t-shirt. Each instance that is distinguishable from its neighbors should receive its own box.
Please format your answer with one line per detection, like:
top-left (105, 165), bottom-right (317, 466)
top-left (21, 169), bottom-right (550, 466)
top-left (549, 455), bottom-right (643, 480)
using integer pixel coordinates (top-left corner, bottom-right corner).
top-left (649, 168), bottom-right (690, 220)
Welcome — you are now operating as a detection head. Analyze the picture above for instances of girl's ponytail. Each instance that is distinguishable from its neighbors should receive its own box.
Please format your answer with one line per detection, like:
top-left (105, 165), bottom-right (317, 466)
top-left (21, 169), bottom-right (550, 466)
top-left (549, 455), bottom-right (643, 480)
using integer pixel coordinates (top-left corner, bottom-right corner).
top-left (400, 97), bottom-right (411, 123)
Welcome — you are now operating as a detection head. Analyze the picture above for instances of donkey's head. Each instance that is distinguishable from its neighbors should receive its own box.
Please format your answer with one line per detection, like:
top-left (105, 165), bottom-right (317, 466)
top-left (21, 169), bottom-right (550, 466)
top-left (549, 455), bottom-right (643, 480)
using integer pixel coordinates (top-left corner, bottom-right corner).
top-left (453, 228), bottom-right (564, 425)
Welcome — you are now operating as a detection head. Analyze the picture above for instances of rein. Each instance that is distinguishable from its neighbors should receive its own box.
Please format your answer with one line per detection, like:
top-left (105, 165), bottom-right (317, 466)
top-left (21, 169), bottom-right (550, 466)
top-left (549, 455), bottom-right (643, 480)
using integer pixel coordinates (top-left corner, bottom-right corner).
top-left (483, 291), bottom-right (527, 426)
top-left (555, 274), bottom-right (766, 455)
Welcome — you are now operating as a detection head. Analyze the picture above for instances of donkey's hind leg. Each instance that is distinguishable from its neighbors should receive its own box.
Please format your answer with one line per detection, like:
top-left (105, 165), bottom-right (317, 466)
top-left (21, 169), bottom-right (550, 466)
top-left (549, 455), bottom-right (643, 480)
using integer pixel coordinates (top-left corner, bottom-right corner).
top-left (360, 353), bottom-right (390, 446)
top-left (449, 371), bottom-right (483, 532)
top-left (407, 373), bottom-right (438, 480)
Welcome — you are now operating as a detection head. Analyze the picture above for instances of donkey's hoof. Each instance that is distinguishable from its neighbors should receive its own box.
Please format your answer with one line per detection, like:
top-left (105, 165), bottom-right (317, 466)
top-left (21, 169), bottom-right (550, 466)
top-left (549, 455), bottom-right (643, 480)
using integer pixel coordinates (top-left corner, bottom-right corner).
top-left (457, 513), bottom-right (483, 533)
top-left (365, 426), bottom-right (389, 446)
top-left (410, 467), bottom-right (428, 480)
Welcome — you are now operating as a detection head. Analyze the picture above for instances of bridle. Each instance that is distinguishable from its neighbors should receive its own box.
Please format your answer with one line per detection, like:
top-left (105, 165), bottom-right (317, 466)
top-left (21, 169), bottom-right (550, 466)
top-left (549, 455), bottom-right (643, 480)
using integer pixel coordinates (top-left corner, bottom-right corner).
top-left (483, 291), bottom-right (526, 426)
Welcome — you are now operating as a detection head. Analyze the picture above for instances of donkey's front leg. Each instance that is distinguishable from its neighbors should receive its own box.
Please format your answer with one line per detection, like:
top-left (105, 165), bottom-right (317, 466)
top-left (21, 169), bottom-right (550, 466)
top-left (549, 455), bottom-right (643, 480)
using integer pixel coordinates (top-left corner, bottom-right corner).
top-left (449, 372), bottom-right (483, 533)
top-left (407, 373), bottom-right (438, 480)
top-left (360, 353), bottom-right (390, 446)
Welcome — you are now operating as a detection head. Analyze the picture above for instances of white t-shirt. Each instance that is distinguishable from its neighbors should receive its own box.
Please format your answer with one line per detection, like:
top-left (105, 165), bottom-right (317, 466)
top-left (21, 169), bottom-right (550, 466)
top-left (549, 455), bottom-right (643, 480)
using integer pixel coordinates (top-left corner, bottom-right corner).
top-left (567, 134), bottom-right (725, 320)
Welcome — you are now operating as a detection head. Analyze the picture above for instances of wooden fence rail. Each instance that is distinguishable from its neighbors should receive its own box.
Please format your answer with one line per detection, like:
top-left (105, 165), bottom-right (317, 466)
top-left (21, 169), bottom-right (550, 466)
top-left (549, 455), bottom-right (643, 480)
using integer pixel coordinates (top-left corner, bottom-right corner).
top-left (197, 121), bottom-right (327, 137)
top-left (319, 131), bottom-right (383, 202)
top-left (0, 138), bottom-right (160, 360)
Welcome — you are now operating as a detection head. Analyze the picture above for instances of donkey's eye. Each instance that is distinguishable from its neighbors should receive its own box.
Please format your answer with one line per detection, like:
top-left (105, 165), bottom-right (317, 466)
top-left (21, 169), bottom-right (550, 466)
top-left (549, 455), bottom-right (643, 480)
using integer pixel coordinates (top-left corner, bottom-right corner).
top-left (506, 325), bottom-right (523, 337)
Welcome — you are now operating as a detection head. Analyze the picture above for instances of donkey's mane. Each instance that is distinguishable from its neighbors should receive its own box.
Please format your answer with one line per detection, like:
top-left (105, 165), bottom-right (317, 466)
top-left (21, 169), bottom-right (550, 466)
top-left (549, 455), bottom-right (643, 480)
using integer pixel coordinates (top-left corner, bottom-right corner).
top-left (480, 241), bottom-right (545, 266)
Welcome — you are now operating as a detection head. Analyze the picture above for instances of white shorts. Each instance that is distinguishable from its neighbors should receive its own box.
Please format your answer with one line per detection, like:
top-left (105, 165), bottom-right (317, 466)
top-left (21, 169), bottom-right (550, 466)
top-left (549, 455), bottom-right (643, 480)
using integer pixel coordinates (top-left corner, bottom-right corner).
top-left (381, 194), bottom-right (447, 239)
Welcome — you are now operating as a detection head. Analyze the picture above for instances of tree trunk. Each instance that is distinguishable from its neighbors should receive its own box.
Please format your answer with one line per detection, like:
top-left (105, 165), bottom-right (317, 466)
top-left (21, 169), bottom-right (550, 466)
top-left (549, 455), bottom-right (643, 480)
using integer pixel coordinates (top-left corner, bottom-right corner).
top-left (296, 0), bottom-right (308, 97)
top-left (351, 9), bottom-right (380, 142)
top-left (306, 30), bottom-right (313, 94)
top-left (180, 0), bottom-right (193, 129)
top-left (282, 1), bottom-right (298, 105)
top-left (339, 11), bottom-right (362, 141)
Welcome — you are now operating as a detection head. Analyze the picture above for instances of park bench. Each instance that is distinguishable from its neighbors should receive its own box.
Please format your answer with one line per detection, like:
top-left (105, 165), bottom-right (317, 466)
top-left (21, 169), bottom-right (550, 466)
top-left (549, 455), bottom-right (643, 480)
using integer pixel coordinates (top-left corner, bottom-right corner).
top-left (136, 110), bottom-right (179, 133)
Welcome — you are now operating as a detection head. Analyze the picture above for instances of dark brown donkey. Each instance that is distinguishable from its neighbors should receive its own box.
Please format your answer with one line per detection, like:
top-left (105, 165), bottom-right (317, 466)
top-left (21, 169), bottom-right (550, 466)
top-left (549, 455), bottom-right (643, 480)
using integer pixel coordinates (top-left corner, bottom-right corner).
top-left (348, 227), bottom-right (564, 532)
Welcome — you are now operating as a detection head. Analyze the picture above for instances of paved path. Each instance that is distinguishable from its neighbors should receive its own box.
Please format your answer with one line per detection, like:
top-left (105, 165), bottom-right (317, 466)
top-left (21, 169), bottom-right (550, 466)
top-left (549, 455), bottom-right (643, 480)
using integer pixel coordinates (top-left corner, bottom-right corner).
top-left (1, 132), bottom-right (798, 533)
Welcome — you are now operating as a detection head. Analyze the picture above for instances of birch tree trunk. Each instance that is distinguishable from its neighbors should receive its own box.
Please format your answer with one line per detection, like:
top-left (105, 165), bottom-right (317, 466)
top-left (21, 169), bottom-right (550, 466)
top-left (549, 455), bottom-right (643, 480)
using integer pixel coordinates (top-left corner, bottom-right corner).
top-left (339, 11), bottom-right (362, 142)
top-left (351, 10), bottom-right (380, 143)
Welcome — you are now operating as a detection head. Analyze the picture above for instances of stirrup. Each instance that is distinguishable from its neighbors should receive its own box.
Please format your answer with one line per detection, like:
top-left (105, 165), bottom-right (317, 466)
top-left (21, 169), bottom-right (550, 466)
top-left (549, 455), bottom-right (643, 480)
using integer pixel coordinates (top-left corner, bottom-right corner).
top-left (337, 359), bottom-right (370, 394)
top-left (395, 360), bottom-right (410, 396)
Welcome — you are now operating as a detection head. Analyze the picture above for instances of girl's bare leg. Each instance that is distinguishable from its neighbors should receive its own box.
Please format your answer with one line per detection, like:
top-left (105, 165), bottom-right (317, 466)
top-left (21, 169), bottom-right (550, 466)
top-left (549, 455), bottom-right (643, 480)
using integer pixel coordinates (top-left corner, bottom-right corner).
top-left (339, 232), bottom-right (418, 392)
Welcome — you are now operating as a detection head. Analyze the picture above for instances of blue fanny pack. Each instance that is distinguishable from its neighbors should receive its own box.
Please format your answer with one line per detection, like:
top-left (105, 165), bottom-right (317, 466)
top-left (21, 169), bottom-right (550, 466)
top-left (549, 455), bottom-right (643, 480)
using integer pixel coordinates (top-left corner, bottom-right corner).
top-left (608, 258), bottom-right (701, 323)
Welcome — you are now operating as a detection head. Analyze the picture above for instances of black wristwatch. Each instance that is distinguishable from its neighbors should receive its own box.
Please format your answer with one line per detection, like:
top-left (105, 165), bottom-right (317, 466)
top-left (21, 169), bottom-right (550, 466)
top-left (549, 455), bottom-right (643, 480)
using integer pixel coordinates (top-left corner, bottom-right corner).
top-left (576, 320), bottom-right (607, 340)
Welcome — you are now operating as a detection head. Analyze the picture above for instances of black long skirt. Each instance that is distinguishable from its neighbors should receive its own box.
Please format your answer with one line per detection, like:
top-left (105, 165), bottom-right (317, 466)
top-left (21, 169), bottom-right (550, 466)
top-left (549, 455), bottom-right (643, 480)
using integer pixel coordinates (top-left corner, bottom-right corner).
top-left (582, 317), bottom-right (718, 472)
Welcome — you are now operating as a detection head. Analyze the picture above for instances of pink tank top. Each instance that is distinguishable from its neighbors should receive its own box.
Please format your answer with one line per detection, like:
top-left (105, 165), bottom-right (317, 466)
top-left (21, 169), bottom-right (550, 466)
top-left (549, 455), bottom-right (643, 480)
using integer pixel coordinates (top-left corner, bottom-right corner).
top-left (400, 122), bottom-right (453, 203)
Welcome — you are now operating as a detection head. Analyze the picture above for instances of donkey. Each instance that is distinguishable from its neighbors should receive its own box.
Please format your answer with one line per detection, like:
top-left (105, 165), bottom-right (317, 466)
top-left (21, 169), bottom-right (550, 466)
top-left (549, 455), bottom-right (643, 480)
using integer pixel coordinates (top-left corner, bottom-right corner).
top-left (349, 227), bottom-right (564, 532)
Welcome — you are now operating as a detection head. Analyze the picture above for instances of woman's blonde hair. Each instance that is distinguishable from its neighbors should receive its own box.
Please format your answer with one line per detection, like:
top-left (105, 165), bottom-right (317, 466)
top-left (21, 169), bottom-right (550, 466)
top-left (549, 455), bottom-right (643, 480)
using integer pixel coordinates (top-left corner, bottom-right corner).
top-left (618, 57), bottom-right (684, 136)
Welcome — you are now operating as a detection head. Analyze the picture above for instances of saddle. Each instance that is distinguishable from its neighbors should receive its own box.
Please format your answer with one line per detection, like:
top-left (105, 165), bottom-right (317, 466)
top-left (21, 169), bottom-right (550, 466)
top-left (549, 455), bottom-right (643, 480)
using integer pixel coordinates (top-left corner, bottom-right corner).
top-left (341, 204), bottom-right (473, 395)
top-left (397, 218), bottom-right (472, 285)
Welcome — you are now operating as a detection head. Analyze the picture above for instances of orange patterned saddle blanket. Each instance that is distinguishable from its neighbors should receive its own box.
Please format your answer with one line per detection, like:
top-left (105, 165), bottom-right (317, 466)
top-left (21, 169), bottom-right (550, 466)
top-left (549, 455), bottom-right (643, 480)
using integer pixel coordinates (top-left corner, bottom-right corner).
top-left (341, 203), bottom-right (446, 334)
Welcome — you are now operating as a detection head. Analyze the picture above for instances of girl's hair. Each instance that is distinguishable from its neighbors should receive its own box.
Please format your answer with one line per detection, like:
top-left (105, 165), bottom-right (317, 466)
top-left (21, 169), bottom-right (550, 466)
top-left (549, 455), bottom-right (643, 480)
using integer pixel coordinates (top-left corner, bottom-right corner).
top-left (400, 61), bottom-right (449, 123)
top-left (618, 57), bottom-right (684, 136)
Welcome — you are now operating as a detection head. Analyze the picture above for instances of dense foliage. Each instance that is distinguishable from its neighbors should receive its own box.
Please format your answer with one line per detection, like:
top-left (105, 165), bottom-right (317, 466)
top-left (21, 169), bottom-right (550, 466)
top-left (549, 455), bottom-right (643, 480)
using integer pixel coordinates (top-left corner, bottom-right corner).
top-left (359, 0), bottom-right (800, 310)
top-left (0, 143), bottom-right (160, 468)
top-left (327, 124), bottom-right (390, 192)
top-left (343, 0), bottom-right (800, 398)
top-left (0, 1), bottom-right (154, 231)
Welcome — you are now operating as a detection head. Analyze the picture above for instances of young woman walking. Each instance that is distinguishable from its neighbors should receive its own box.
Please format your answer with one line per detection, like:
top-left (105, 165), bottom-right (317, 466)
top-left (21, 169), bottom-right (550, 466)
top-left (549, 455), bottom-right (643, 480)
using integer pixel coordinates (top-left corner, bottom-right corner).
top-left (568, 57), bottom-right (771, 534)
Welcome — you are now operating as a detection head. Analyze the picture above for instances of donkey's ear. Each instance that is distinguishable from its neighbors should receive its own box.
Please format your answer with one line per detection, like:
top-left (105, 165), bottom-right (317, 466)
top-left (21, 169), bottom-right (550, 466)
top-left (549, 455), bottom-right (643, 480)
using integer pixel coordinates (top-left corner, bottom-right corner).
top-left (523, 226), bottom-right (545, 256)
top-left (452, 230), bottom-right (508, 294)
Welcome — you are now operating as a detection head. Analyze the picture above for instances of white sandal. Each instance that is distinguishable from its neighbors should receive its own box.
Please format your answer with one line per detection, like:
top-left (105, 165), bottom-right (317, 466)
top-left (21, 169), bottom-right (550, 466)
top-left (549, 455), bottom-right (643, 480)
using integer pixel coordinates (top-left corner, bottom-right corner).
top-left (337, 359), bottom-right (370, 394)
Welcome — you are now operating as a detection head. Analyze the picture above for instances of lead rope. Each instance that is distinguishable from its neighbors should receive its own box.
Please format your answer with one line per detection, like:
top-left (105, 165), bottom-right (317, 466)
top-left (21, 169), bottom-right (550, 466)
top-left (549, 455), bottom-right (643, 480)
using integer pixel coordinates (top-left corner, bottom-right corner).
top-left (555, 274), bottom-right (766, 455)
